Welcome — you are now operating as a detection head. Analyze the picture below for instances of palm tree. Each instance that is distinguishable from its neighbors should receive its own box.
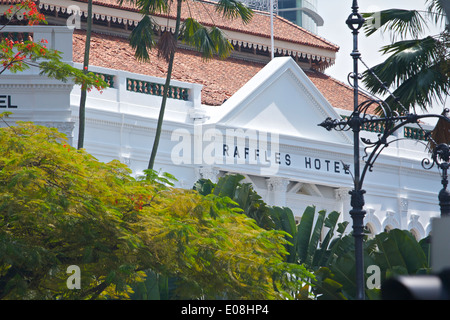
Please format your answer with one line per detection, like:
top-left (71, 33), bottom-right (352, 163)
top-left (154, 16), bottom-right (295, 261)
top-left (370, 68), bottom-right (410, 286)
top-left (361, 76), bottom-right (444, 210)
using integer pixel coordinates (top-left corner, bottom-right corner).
top-left (361, 0), bottom-right (449, 116)
top-left (119, 0), bottom-right (253, 170)
top-left (77, 0), bottom-right (93, 150)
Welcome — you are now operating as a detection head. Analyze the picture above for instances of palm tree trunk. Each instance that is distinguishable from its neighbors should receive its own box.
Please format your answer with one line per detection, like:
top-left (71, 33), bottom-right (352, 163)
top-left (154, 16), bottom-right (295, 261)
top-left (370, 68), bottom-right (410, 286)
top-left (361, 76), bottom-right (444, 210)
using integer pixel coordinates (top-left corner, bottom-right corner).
top-left (148, 0), bottom-right (183, 170)
top-left (77, 0), bottom-right (93, 150)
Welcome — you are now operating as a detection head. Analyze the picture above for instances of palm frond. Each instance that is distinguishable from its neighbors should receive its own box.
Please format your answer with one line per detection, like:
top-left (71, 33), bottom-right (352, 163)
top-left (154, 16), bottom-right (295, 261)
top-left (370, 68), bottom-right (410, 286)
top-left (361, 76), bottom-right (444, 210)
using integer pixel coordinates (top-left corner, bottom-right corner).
top-left (363, 9), bottom-right (427, 40)
top-left (215, 0), bottom-right (253, 25)
top-left (181, 19), bottom-right (234, 60)
top-left (380, 64), bottom-right (449, 114)
top-left (363, 37), bottom-right (449, 115)
top-left (129, 15), bottom-right (156, 62)
top-left (117, 0), bottom-right (169, 14)
top-left (180, 17), bottom-right (202, 44)
top-left (209, 26), bottom-right (234, 59)
top-left (157, 31), bottom-right (177, 62)
top-left (138, 0), bottom-right (169, 14)
top-left (426, 0), bottom-right (447, 24)
top-left (194, 27), bottom-right (215, 60)
top-left (362, 36), bottom-right (443, 94)
top-left (180, 18), bottom-right (213, 59)
top-left (380, 36), bottom-right (442, 82)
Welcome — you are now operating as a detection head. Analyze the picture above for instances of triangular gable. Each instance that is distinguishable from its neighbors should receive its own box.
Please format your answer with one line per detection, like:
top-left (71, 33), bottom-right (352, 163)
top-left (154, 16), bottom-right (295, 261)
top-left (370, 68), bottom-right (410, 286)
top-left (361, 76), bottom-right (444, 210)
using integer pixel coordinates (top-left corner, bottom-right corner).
top-left (206, 57), bottom-right (352, 145)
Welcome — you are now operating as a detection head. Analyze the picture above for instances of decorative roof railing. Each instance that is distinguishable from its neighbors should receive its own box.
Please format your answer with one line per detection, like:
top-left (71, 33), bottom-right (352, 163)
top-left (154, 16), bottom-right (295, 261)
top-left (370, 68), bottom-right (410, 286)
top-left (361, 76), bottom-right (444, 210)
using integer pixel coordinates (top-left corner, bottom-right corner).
top-left (341, 115), bottom-right (431, 142)
top-left (126, 78), bottom-right (189, 101)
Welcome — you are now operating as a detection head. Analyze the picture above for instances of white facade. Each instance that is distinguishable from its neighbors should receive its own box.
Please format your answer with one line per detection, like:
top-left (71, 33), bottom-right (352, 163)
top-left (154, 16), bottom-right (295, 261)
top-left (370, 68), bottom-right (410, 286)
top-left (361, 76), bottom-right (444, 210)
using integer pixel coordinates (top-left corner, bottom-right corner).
top-left (1, 26), bottom-right (443, 240)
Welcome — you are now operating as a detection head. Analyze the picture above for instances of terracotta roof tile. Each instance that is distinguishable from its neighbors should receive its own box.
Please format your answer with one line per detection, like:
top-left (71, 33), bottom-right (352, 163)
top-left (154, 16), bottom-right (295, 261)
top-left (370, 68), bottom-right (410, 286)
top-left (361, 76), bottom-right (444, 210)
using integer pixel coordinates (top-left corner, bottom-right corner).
top-left (73, 0), bottom-right (339, 52)
top-left (304, 70), bottom-right (371, 111)
top-left (73, 30), bottom-right (366, 110)
top-left (73, 30), bottom-right (262, 105)
top-left (0, 0), bottom-right (38, 4)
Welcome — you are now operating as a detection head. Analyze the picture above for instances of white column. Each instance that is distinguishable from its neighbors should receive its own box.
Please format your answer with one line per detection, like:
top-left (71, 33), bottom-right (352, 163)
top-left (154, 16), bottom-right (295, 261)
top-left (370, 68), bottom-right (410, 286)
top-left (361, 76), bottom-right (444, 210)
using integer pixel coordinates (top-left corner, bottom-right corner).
top-left (335, 187), bottom-right (352, 233)
top-left (398, 197), bottom-right (409, 229)
top-left (266, 177), bottom-right (289, 207)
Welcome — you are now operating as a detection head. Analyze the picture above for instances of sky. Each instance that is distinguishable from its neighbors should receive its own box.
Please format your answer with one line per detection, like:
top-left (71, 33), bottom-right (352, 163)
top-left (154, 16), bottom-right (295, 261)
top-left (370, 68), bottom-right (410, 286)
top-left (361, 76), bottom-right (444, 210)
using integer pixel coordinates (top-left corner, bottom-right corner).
top-left (315, 0), bottom-right (448, 122)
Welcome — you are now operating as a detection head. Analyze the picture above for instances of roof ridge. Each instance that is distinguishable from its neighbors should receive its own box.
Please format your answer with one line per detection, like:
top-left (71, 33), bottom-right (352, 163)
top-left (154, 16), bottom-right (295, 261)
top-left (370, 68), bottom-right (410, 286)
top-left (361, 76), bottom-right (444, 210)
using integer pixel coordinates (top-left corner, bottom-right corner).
top-left (273, 14), bottom-right (339, 51)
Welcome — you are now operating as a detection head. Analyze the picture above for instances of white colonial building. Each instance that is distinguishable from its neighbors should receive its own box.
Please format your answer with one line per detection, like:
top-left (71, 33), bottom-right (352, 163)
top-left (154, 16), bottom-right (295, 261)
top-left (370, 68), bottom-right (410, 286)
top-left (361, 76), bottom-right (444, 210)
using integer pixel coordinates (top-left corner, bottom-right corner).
top-left (0, 0), bottom-right (445, 241)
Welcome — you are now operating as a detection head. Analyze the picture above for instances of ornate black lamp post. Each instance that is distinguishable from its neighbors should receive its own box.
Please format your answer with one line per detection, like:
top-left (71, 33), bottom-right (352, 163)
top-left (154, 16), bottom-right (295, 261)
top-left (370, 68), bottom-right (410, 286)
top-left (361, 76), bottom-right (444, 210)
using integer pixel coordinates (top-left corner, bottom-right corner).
top-left (318, 0), bottom-right (450, 300)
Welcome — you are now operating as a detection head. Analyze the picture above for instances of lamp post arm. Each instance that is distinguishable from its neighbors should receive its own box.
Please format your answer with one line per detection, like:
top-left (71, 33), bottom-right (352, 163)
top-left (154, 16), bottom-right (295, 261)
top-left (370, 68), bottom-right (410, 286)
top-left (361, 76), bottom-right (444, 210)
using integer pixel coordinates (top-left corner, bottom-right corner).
top-left (359, 113), bottom-right (450, 187)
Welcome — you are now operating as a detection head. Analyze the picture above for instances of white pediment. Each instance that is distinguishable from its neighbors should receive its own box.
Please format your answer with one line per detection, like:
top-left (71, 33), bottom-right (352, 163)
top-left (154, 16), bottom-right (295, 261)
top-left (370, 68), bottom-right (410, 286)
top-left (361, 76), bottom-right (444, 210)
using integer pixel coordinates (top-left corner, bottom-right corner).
top-left (206, 57), bottom-right (351, 144)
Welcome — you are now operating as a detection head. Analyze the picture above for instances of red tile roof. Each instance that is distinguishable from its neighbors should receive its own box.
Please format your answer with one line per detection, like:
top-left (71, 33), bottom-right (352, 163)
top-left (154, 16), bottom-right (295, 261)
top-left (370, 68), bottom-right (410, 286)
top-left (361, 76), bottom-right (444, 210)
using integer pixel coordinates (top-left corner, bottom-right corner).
top-left (73, 0), bottom-right (339, 52)
top-left (0, 0), bottom-right (38, 4)
top-left (73, 30), bottom-right (367, 110)
top-left (304, 69), bottom-right (367, 111)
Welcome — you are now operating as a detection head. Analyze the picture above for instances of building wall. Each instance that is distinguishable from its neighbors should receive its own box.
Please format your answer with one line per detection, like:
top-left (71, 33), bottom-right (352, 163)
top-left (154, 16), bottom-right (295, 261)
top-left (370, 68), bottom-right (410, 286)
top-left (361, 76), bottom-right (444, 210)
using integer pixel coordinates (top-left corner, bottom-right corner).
top-left (71, 57), bottom-right (441, 240)
top-left (1, 26), bottom-right (442, 241)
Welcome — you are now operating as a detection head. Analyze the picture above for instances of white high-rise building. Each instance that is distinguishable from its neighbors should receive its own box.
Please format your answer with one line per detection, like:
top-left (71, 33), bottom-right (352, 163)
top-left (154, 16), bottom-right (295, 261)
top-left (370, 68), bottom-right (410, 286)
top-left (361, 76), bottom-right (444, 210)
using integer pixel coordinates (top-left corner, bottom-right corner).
top-left (240, 0), bottom-right (323, 34)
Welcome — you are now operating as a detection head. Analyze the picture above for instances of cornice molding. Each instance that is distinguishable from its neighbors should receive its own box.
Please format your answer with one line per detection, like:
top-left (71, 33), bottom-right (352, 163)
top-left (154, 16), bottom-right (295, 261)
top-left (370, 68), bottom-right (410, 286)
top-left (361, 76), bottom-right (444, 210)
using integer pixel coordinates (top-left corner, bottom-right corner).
top-left (0, 83), bottom-right (73, 89)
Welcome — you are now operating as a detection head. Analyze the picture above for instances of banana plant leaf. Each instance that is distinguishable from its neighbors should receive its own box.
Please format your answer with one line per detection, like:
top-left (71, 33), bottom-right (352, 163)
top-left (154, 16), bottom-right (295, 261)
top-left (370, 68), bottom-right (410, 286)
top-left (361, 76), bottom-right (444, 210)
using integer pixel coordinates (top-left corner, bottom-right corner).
top-left (296, 206), bottom-right (316, 264)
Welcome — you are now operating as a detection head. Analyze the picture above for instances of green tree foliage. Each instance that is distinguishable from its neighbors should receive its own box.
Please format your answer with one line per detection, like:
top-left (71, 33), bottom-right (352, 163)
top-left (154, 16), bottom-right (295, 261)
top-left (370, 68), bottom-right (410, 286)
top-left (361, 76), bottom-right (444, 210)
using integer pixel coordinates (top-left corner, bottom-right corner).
top-left (0, 121), bottom-right (310, 299)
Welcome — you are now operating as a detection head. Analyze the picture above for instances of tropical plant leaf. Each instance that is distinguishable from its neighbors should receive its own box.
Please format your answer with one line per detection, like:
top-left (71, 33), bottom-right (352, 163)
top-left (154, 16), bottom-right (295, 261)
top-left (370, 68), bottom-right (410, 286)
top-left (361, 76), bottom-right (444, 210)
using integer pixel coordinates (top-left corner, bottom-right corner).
top-left (117, 0), bottom-right (168, 14)
top-left (362, 1), bottom-right (449, 116)
top-left (212, 173), bottom-right (243, 197)
top-left (180, 18), bottom-right (213, 59)
top-left (268, 206), bottom-right (297, 263)
top-left (181, 21), bottom-right (234, 60)
top-left (215, 0), bottom-right (253, 24)
top-left (193, 178), bottom-right (215, 196)
top-left (180, 17), bottom-right (202, 42)
top-left (383, 63), bottom-right (449, 112)
top-left (209, 26), bottom-right (234, 59)
top-left (129, 15), bottom-right (156, 62)
top-left (426, 0), bottom-right (447, 24)
top-left (362, 35), bottom-right (449, 114)
top-left (313, 267), bottom-right (347, 300)
top-left (381, 36), bottom-right (441, 78)
top-left (419, 235), bottom-right (431, 266)
top-left (305, 209), bottom-right (325, 267)
top-left (363, 37), bottom-right (439, 91)
top-left (313, 210), bottom-right (340, 267)
top-left (370, 229), bottom-right (428, 274)
top-left (157, 31), bottom-right (177, 62)
top-left (363, 9), bottom-right (427, 40)
top-left (296, 206), bottom-right (315, 264)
